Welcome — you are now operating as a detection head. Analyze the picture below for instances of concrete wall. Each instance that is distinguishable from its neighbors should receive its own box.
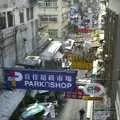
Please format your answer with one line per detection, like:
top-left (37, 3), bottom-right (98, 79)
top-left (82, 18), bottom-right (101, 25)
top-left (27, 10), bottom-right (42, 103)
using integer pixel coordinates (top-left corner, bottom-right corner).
top-left (0, 0), bottom-right (30, 9)
top-left (2, 36), bottom-right (16, 67)
top-left (112, 16), bottom-right (120, 120)
top-left (0, 0), bottom-right (39, 66)
top-left (109, 0), bottom-right (120, 14)
top-left (38, 0), bottom-right (69, 38)
top-left (105, 1), bottom-right (120, 119)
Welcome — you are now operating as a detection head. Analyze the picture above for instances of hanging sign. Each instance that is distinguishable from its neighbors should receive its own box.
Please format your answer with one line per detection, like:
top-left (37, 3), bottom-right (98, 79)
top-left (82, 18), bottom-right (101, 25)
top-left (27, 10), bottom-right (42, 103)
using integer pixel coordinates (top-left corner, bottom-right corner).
top-left (4, 68), bottom-right (77, 91)
top-left (64, 87), bottom-right (84, 99)
top-left (84, 83), bottom-right (105, 96)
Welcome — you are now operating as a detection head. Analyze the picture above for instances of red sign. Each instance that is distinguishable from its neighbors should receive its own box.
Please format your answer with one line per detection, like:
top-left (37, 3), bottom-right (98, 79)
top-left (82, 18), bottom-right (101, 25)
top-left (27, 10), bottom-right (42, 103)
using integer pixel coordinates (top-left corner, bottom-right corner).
top-left (64, 87), bottom-right (86, 99)
top-left (77, 28), bottom-right (92, 33)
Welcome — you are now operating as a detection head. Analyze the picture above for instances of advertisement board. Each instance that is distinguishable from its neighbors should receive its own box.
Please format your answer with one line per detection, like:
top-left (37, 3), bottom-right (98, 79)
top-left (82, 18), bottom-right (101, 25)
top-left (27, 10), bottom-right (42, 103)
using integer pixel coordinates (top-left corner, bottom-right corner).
top-left (65, 54), bottom-right (93, 70)
top-left (64, 88), bottom-right (84, 99)
top-left (84, 83), bottom-right (105, 96)
top-left (4, 68), bottom-right (77, 91)
top-left (64, 86), bottom-right (89, 99)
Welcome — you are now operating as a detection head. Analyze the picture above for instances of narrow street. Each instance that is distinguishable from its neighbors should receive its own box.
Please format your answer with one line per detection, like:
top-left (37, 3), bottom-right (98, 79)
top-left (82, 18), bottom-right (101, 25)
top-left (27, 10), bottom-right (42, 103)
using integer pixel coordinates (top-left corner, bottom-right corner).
top-left (56, 99), bottom-right (87, 120)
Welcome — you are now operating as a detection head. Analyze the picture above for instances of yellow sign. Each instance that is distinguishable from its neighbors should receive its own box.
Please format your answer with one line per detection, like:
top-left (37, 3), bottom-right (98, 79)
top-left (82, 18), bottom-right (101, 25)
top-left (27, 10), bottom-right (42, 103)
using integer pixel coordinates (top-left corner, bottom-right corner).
top-left (82, 96), bottom-right (103, 101)
top-left (65, 54), bottom-right (92, 70)
top-left (71, 61), bottom-right (92, 70)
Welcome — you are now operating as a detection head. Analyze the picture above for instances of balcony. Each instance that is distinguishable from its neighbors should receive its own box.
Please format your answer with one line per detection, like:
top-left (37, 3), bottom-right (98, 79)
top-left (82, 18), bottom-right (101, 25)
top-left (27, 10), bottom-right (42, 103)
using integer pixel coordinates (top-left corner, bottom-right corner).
top-left (1, 27), bottom-right (15, 40)
top-left (38, 1), bottom-right (57, 8)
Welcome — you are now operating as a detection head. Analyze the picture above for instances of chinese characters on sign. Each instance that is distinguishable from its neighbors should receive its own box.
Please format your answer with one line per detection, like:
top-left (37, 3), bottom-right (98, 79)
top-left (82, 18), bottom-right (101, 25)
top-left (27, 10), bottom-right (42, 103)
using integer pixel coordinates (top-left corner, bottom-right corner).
top-left (4, 68), bottom-right (77, 91)
top-left (84, 83), bottom-right (105, 96)
top-left (64, 87), bottom-right (85, 99)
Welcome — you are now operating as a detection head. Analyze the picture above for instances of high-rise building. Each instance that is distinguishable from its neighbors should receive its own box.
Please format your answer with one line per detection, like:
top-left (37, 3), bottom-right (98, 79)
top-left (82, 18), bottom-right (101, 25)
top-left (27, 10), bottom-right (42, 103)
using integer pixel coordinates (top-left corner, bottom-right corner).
top-left (37, 0), bottom-right (69, 39)
top-left (0, 0), bottom-right (40, 119)
top-left (102, 0), bottom-right (120, 119)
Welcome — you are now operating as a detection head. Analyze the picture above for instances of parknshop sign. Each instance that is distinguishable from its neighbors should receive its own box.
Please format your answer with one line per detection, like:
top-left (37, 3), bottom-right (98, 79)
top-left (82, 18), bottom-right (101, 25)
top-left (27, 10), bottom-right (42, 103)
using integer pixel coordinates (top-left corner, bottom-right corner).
top-left (84, 83), bottom-right (105, 96)
top-left (4, 68), bottom-right (77, 91)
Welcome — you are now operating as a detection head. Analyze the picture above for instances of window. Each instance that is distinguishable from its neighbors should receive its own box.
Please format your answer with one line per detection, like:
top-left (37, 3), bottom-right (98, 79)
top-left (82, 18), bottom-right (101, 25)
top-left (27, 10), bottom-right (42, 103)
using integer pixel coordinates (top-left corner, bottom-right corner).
top-left (0, 12), bottom-right (6, 30)
top-left (30, 7), bottom-right (33, 19)
top-left (118, 67), bottom-right (120, 80)
top-left (19, 10), bottom-right (24, 23)
top-left (40, 15), bottom-right (48, 21)
top-left (40, 15), bottom-right (47, 21)
top-left (26, 7), bottom-right (33, 21)
top-left (62, 13), bottom-right (68, 22)
top-left (7, 11), bottom-right (13, 27)
top-left (49, 15), bottom-right (57, 22)
top-left (26, 8), bottom-right (30, 20)
top-left (0, 51), bottom-right (2, 67)
top-left (48, 29), bottom-right (57, 38)
top-left (38, 0), bottom-right (57, 8)
top-left (40, 15), bottom-right (57, 22)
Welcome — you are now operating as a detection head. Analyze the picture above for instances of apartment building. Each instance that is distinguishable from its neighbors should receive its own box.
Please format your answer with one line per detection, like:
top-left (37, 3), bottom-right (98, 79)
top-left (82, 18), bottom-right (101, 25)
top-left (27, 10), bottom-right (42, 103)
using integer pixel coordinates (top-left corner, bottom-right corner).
top-left (37, 0), bottom-right (69, 39)
top-left (0, 0), bottom-right (40, 119)
top-left (0, 0), bottom-right (40, 67)
top-left (102, 0), bottom-right (120, 119)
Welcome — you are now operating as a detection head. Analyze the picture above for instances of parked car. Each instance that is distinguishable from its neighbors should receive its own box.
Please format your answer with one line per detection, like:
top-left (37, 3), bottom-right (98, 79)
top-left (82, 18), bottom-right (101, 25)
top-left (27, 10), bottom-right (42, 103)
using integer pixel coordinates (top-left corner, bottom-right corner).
top-left (19, 103), bottom-right (45, 120)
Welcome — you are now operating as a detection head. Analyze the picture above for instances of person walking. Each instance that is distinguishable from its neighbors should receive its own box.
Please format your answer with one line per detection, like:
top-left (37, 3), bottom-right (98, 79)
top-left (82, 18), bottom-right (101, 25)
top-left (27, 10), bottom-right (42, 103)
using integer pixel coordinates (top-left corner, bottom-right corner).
top-left (79, 108), bottom-right (85, 120)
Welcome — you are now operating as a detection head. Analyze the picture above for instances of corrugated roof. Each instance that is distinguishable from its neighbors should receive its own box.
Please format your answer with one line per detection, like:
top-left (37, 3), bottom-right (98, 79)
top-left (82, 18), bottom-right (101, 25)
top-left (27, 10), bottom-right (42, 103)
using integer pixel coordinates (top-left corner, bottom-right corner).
top-left (0, 90), bottom-right (26, 120)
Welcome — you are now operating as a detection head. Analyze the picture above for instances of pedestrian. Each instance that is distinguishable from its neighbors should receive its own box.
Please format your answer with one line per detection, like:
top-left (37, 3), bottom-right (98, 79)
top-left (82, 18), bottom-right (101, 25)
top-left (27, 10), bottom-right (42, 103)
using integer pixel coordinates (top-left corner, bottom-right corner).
top-left (79, 108), bottom-right (85, 120)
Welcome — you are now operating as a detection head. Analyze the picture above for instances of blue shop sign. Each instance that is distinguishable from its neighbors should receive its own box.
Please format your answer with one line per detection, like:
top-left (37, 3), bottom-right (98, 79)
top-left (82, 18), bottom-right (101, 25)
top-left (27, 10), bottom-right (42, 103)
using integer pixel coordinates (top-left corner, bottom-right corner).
top-left (4, 68), bottom-right (77, 91)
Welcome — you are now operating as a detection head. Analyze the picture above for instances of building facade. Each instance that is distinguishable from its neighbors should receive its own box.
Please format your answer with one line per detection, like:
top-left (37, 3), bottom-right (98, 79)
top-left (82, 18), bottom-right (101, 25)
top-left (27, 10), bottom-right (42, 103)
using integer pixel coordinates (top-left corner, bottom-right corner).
top-left (37, 0), bottom-right (69, 39)
top-left (0, 0), bottom-right (39, 67)
top-left (102, 0), bottom-right (120, 119)
top-left (0, 0), bottom-right (40, 119)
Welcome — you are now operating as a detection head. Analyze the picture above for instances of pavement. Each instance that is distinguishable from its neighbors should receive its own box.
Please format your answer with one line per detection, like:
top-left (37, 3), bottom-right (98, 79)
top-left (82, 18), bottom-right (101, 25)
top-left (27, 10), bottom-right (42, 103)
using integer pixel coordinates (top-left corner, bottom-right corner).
top-left (56, 99), bottom-right (87, 120)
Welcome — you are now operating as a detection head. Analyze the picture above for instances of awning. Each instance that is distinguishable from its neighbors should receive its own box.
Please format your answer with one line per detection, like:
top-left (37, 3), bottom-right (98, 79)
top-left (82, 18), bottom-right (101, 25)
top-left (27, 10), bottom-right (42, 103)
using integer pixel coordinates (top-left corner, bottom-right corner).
top-left (0, 90), bottom-right (26, 120)
top-left (40, 41), bottom-right (62, 60)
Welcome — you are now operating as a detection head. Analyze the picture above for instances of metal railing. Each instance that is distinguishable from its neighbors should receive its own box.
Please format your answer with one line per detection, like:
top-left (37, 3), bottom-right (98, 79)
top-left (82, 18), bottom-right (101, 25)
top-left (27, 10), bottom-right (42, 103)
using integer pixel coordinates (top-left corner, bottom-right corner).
top-left (38, 2), bottom-right (57, 8)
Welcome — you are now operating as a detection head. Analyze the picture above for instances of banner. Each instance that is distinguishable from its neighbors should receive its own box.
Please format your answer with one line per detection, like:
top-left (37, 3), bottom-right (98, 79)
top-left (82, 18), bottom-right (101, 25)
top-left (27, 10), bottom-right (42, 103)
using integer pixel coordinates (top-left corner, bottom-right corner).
top-left (4, 68), bottom-right (77, 91)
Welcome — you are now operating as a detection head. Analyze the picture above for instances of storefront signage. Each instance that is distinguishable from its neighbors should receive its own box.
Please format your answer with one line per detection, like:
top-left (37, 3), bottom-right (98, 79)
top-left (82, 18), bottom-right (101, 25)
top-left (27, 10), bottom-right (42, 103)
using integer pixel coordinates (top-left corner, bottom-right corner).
top-left (84, 83), bottom-right (105, 96)
top-left (4, 68), bottom-right (77, 91)
top-left (64, 86), bottom-right (89, 99)
top-left (82, 96), bottom-right (103, 101)
top-left (77, 28), bottom-right (92, 33)
top-left (64, 88), bottom-right (84, 99)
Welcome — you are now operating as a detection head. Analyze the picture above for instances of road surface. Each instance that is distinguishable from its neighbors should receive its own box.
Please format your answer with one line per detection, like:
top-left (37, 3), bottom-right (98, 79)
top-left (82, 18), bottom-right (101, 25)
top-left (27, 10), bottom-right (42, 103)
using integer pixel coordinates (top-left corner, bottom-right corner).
top-left (56, 99), bottom-right (87, 120)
